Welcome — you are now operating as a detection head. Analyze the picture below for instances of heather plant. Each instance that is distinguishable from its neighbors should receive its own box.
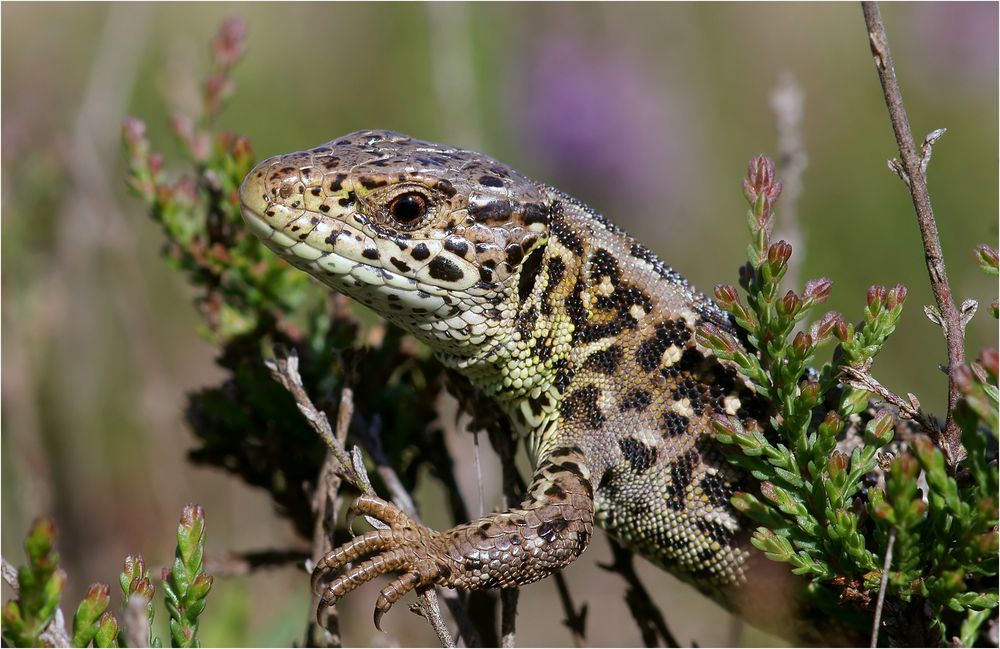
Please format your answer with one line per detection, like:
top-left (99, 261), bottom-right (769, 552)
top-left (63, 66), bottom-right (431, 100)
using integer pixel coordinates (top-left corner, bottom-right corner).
top-left (698, 156), bottom-right (998, 646)
top-left (2, 506), bottom-right (212, 648)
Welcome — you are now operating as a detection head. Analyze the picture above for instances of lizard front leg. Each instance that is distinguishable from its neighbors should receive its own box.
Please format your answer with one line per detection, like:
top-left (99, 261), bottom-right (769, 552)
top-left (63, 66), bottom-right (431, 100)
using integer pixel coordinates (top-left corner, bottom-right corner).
top-left (312, 445), bottom-right (594, 628)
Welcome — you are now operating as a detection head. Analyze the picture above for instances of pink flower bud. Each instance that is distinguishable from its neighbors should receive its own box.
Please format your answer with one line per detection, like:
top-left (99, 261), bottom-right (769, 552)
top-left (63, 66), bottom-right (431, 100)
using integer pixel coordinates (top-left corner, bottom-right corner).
top-left (887, 284), bottom-right (908, 310)
top-left (792, 331), bottom-right (813, 356)
top-left (867, 285), bottom-right (887, 309)
top-left (779, 291), bottom-right (801, 318)
top-left (121, 117), bottom-right (146, 146)
top-left (812, 311), bottom-right (842, 341)
top-left (714, 284), bottom-right (740, 308)
top-left (978, 348), bottom-right (998, 378)
top-left (804, 277), bottom-right (833, 304)
top-left (975, 244), bottom-right (999, 271)
top-left (768, 240), bottom-right (793, 266)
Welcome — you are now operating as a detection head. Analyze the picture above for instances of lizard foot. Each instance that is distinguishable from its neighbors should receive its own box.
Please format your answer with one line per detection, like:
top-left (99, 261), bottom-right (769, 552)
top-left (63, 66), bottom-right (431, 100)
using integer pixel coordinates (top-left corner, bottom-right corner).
top-left (312, 494), bottom-right (446, 630)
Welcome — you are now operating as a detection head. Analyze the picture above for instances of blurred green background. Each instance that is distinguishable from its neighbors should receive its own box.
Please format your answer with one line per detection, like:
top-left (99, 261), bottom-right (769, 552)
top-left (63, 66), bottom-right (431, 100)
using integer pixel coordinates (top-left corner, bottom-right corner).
top-left (2, 2), bottom-right (996, 646)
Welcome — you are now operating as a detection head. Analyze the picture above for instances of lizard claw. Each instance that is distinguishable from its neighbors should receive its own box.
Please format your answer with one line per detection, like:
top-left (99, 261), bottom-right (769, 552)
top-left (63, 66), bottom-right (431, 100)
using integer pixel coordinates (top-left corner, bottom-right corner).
top-left (312, 495), bottom-right (442, 626)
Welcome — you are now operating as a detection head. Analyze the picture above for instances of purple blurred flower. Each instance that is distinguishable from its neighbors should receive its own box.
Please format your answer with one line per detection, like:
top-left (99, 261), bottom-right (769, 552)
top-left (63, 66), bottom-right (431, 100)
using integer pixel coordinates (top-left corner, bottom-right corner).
top-left (901, 2), bottom-right (998, 97)
top-left (513, 36), bottom-right (688, 216)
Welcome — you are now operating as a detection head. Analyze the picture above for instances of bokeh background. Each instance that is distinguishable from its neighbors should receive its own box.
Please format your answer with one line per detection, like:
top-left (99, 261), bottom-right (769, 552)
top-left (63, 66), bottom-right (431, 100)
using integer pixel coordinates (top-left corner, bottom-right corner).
top-left (2, 2), bottom-right (997, 646)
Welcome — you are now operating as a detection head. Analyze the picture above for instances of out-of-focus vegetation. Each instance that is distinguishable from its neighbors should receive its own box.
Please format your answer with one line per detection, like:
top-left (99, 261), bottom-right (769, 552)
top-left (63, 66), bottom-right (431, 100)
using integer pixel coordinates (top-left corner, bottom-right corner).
top-left (2, 3), bottom-right (996, 647)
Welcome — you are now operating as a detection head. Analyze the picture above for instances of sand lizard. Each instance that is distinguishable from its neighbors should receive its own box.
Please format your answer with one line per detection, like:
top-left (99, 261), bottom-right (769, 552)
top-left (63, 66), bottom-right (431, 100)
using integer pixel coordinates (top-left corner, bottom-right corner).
top-left (239, 130), bottom-right (811, 638)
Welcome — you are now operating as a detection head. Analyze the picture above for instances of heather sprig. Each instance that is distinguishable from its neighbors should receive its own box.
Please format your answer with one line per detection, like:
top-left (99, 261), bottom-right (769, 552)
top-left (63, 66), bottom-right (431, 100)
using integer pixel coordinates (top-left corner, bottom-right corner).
top-left (1, 519), bottom-right (66, 647)
top-left (162, 505), bottom-right (213, 648)
top-left (2, 506), bottom-right (216, 648)
top-left (698, 155), bottom-right (998, 645)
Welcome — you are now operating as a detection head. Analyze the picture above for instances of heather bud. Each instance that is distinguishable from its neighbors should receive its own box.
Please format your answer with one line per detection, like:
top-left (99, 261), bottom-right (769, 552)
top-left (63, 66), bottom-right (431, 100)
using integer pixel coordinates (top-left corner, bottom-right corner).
top-left (803, 277), bottom-right (833, 305)
top-left (812, 310), bottom-right (842, 341)
top-left (148, 153), bottom-right (164, 177)
top-left (975, 244), bottom-right (999, 273)
top-left (867, 285), bottom-right (887, 310)
top-left (827, 451), bottom-right (848, 479)
top-left (792, 331), bottom-right (813, 357)
top-left (778, 291), bottom-right (801, 318)
top-left (800, 379), bottom-right (821, 404)
top-left (979, 348), bottom-right (998, 378)
top-left (714, 284), bottom-right (740, 309)
top-left (886, 283), bottom-right (908, 310)
top-left (890, 452), bottom-right (920, 479)
top-left (742, 155), bottom-right (782, 205)
top-left (865, 410), bottom-right (895, 446)
top-left (768, 240), bottom-right (793, 267)
top-left (122, 116), bottom-right (147, 148)
top-left (211, 16), bottom-right (247, 68)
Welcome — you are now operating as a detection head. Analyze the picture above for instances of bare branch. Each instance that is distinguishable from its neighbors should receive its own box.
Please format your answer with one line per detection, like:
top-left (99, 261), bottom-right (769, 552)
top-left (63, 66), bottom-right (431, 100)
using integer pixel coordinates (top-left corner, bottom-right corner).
top-left (870, 528), bottom-right (896, 648)
top-left (1, 557), bottom-right (18, 593)
top-left (203, 548), bottom-right (309, 577)
top-left (601, 539), bottom-right (679, 648)
top-left (840, 363), bottom-right (940, 435)
top-left (860, 1), bottom-right (968, 466)
top-left (123, 594), bottom-right (151, 648)
top-left (268, 348), bottom-right (466, 648)
top-left (552, 572), bottom-right (588, 647)
top-left (770, 71), bottom-right (808, 291)
top-left (500, 588), bottom-right (519, 648)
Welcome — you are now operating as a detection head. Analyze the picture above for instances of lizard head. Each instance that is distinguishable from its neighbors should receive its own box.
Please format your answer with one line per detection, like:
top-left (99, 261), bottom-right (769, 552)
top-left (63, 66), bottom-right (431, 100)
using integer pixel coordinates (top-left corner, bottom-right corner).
top-left (240, 130), bottom-right (551, 356)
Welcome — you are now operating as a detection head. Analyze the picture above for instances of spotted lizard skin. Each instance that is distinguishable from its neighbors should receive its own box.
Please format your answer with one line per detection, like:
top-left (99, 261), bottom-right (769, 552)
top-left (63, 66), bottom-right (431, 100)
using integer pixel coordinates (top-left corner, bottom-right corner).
top-left (240, 130), bottom-right (781, 631)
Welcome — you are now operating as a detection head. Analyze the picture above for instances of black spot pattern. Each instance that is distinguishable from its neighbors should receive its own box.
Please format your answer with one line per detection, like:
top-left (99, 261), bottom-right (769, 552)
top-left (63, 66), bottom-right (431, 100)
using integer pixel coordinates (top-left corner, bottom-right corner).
top-left (618, 437), bottom-right (657, 474)
top-left (428, 257), bottom-right (464, 282)
top-left (665, 450), bottom-right (698, 511)
top-left (560, 385), bottom-right (604, 429)
top-left (583, 345), bottom-right (623, 373)
top-left (635, 320), bottom-right (692, 372)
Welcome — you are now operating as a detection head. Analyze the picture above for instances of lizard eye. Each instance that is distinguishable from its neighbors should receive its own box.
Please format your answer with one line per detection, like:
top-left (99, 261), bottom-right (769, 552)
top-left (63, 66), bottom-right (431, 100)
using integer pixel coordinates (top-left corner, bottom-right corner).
top-left (388, 192), bottom-right (428, 225)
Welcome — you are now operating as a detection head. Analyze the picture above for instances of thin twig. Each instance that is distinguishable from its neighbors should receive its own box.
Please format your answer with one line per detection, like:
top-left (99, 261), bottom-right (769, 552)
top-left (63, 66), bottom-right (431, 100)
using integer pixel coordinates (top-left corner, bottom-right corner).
top-left (860, 1), bottom-right (968, 467)
top-left (362, 416), bottom-right (479, 647)
top-left (309, 451), bottom-right (342, 647)
top-left (870, 528), bottom-right (896, 648)
top-left (201, 548), bottom-right (310, 577)
top-left (601, 540), bottom-right (679, 648)
top-left (265, 350), bottom-right (355, 480)
top-left (551, 572), bottom-right (588, 647)
top-left (770, 71), bottom-right (808, 292)
top-left (268, 348), bottom-right (463, 648)
top-left (123, 594), bottom-right (151, 648)
top-left (840, 363), bottom-right (940, 436)
top-left (500, 588), bottom-right (519, 648)
top-left (1, 557), bottom-right (18, 592)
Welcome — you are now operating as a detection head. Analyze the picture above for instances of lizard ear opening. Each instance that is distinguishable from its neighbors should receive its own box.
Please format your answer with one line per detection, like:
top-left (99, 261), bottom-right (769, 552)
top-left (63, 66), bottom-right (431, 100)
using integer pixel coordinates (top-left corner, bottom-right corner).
top-left (517, 242), bottom-right (546, 303)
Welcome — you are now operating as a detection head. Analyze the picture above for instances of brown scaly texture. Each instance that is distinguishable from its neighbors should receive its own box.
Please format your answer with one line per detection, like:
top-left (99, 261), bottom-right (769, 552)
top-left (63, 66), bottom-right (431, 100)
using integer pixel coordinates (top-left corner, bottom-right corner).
top-left (240, 130), bottom-right (836, 640)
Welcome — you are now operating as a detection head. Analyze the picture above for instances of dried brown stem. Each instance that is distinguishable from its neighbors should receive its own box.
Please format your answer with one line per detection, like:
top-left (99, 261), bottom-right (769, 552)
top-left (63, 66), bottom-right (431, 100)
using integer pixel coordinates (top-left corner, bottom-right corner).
top-left (870, 528), bottom-right (895, 648)
top-left (1, 557), bottom-right (18, 592)
top-left (202, 548), bottom-right (310, 577)
top-left (601, 539), bottom-right (679, 648)
top-left (500, 588), bottom-right (519, 648)
top-left (770, 71), bottom-right (808, 291)
top-left (123, 594), bottom-right (151, 648)
top-left (268, 348), bottom-right (467, 648)
top-left (840, 363), bottom-right (939, 435)
top-left (860, 1), bottom-right (967, 466)
top-left (552, 571), bottom-right (588, 647)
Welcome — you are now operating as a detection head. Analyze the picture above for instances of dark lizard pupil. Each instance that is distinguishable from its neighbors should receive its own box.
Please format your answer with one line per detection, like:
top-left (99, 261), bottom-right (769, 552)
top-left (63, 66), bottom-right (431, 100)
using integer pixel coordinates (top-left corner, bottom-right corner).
top-left (389, 193), bottom-right (427, 223)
